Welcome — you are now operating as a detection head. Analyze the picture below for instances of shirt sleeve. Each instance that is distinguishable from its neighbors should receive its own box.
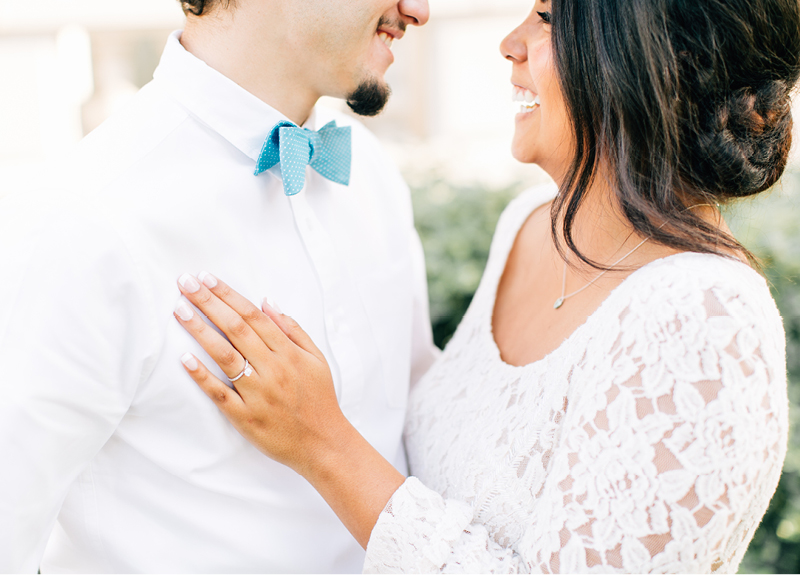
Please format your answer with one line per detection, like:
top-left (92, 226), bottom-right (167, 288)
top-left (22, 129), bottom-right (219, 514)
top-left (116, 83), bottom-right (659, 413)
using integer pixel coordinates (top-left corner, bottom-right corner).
top-left (0, 209), bottom-right (156, 572)
top-left (363, 283), bottom-right (787, 573)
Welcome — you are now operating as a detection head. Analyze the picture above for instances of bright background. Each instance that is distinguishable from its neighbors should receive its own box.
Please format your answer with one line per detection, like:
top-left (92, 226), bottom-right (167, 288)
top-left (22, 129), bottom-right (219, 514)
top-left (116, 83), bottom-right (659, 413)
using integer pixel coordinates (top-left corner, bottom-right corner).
top-left (0, 0), bottom-right (555, 197)
top-left (1, 1), bottom-right (799, 572)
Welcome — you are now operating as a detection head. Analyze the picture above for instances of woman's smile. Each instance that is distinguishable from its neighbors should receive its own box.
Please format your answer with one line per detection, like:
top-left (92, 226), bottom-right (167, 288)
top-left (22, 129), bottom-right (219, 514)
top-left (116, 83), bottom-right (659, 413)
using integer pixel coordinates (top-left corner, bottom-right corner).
top-left (512, 85), bottom-right (541, 115)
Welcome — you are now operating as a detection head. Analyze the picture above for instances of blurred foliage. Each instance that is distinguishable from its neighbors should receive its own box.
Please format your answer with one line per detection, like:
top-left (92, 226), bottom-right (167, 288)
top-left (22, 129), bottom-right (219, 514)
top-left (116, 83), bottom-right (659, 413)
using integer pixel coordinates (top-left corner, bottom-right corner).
top-left (726, 171), bottom-right (800, 574)
top-left (410, 172), bottom-right (800, 574)
top-left (411, 178), bottom-right (521, 348)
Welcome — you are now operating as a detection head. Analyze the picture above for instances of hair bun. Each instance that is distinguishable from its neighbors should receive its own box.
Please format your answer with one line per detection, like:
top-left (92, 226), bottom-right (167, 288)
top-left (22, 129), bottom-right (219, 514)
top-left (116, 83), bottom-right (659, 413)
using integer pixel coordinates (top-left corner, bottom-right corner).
top-left (695, 81), bottom-right (793, 197)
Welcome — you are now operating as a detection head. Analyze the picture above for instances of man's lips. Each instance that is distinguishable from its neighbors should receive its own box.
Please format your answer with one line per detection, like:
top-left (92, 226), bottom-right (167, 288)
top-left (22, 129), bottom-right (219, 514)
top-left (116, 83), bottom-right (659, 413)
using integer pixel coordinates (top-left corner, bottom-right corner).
top-left (377, 24), bottom-right (405, 48)
top-left (377, 30), bottom-right (395, 48)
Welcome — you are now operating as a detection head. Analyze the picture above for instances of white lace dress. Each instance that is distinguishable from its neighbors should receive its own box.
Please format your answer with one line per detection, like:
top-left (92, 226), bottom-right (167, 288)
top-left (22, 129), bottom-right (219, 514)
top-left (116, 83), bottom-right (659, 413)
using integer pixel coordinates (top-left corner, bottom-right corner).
top-left (363, 185), bottom-right (788, 573)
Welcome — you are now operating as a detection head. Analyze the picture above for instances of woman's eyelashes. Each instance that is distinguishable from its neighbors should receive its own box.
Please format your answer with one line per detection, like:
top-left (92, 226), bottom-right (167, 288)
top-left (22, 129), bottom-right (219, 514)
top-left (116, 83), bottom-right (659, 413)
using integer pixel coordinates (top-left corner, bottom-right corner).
top-left (537, 11), bottom-right (552, 24)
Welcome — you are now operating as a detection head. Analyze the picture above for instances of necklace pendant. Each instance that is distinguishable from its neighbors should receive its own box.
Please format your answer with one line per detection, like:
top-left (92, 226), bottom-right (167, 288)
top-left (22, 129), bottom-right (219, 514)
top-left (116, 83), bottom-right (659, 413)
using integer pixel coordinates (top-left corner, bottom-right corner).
top-left (553, 297), bottom-right (565, 310)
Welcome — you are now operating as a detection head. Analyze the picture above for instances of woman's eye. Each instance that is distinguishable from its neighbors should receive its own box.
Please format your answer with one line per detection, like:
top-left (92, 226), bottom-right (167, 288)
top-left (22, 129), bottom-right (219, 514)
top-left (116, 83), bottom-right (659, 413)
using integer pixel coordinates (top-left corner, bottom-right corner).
top-left (537, 11), bottom-right (552, 24)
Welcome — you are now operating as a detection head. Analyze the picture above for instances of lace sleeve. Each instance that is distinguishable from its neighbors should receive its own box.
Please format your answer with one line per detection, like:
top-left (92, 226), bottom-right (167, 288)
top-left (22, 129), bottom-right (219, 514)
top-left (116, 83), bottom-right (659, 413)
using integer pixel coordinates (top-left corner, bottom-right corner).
top-left (363, 283), bottom-right (787, 573)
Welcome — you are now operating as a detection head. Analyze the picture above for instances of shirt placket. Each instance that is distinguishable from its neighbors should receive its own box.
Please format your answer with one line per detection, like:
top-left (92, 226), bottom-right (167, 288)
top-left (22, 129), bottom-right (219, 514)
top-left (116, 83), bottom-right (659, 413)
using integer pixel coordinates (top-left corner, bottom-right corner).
top-left (287, 188), bottom-right (366, 424)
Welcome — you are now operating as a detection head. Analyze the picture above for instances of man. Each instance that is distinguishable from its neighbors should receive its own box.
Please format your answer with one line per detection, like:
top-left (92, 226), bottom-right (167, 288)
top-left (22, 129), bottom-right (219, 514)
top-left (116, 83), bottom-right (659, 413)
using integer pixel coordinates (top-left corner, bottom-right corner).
top-left (0, 0), bottom-right (437, 571)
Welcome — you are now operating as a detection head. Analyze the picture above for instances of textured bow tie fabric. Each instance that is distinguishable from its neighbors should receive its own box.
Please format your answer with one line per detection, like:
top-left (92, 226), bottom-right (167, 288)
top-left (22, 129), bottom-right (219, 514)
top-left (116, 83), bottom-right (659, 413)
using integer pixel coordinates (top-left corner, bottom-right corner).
top-left (254, 120), bottom-right (352, 196)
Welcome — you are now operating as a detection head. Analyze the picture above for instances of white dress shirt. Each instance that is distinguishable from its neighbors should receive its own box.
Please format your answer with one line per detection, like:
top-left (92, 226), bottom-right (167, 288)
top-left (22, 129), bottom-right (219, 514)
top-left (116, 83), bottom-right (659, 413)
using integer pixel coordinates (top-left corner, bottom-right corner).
top-left (0, 32), bottom-right (438, 573)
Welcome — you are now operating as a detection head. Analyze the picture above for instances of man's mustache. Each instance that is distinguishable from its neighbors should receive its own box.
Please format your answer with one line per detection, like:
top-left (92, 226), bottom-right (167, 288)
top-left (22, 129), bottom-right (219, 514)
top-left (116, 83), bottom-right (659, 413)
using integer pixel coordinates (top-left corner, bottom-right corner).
top-left (377, 15), bottom-right (407, 34)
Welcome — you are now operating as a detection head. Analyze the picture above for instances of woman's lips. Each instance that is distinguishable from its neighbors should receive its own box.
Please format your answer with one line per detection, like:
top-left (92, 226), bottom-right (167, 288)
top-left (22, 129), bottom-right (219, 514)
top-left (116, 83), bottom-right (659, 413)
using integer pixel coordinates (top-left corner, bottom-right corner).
top-left (512, 85), bottom-right (540, 113)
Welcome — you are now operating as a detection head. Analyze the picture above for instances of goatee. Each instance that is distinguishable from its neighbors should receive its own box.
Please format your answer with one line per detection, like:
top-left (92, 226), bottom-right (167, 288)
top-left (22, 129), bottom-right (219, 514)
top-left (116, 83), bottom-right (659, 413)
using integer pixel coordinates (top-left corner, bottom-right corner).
top-left (347, 79), bottom-right (391, 117)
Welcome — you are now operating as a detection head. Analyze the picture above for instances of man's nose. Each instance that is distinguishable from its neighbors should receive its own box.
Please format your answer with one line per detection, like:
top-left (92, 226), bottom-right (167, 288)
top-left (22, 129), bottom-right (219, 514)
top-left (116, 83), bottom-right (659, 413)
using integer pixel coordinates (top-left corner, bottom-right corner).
top-left (398, 0), bottom-right (430, 27)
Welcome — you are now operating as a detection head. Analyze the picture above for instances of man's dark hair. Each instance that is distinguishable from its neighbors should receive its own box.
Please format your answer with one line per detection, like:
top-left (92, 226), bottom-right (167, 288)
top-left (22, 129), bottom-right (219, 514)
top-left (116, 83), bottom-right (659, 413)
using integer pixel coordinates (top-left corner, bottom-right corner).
top-left (179, 0), bottom-right (233, 16)
top-left (550, 0), bottom-right (800, 268)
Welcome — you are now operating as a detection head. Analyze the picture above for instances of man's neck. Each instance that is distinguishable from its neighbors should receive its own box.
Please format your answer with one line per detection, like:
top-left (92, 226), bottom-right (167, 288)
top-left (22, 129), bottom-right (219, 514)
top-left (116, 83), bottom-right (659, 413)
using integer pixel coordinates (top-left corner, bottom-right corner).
top-left (181, 15), bottom-right (318, 126)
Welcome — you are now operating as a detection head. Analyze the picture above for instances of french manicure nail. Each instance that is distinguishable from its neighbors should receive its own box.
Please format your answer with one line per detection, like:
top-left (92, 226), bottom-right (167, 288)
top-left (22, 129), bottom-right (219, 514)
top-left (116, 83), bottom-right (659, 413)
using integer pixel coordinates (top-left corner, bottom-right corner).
top-left (198, 271), bottom-right (217, 288)
top-left (175, 299), bottom-right (194, 321)
top-left (263, 296), bottom-right (283, 314)
top-left (178, 273), bottom-right (201, 293)
top-left (181, 352), bottom-right (198, 371)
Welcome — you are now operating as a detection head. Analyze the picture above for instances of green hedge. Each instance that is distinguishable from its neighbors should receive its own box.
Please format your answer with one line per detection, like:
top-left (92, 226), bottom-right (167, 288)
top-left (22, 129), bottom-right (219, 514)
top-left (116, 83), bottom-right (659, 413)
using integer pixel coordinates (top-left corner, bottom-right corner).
top-left (410, 172), bottom-right (800, 574)
top-left (412, 179), bottom-right (521, 347)
top-left (726, 173), bottom-right (800, 573)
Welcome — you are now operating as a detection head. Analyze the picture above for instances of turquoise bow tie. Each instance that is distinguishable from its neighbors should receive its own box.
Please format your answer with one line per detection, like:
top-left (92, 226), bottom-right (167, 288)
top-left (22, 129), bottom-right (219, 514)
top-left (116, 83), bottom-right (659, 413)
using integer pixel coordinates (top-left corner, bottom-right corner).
top-left (254, 120), bottom-right (352, 196)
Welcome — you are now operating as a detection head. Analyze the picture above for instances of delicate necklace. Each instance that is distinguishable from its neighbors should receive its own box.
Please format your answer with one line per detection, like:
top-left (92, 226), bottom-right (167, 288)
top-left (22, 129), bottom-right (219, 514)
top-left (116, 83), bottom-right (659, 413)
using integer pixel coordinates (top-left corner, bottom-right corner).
top-left (553, 204), bottom-right (716, 310)
top-left (553, 236), bottom-right (650, 309)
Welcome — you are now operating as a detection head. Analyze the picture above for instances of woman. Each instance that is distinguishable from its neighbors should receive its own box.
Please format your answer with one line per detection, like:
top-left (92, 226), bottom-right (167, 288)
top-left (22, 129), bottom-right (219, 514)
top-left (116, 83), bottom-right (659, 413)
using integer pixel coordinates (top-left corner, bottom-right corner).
top-left (174, 0), bottom-right (799, 571)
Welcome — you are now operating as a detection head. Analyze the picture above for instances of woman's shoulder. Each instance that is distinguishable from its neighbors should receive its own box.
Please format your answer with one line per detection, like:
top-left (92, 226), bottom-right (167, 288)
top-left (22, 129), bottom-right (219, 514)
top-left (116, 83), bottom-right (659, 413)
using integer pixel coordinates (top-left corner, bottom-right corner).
top-left (630, 251), bottom-right (775, 311)
top-left (487, 182), bottom-right (558, 256)
top-left (615, 252), bottom-right (785, 359)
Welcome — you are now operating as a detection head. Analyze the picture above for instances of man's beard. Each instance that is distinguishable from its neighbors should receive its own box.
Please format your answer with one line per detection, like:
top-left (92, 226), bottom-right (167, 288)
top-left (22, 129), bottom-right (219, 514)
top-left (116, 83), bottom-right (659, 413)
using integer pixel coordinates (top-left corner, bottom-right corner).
top-left (346, 79), bottom-right (391, 117)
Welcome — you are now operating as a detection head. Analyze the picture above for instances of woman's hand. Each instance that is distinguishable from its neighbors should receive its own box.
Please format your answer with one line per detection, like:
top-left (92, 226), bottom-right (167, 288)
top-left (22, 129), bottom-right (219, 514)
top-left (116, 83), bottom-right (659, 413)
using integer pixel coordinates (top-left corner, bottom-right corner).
top-left (173, 272), bottom-right (406, 548)
top-left (173, 271), bottom-right (345, 477)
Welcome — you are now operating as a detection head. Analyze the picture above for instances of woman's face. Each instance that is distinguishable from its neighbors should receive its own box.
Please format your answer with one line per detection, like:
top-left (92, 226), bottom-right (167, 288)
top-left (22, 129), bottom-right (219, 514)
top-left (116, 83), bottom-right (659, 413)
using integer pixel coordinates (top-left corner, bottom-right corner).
top-left (500, 1), bottom-right (572, 179)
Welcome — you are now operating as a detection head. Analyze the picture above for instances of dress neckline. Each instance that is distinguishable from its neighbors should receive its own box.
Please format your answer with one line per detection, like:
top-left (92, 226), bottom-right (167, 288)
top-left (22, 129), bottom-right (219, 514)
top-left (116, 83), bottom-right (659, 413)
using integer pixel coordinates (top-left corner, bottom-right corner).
top-left (481, 186), bottom-right (756, 371)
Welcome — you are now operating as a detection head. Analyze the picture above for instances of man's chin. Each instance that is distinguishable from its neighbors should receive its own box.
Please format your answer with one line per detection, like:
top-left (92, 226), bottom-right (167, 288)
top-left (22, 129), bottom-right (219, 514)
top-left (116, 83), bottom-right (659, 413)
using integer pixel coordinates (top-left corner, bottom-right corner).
top-left (346, 79), bottom-right (391, 117)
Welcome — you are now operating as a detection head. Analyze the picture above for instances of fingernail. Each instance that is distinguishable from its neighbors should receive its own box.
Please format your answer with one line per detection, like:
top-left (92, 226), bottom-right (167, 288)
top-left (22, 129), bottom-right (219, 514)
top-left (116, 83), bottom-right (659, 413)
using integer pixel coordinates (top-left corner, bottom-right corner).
top-left (175, 298), bottom-right (194, 321)
top-left (198, 271), bottom-right (217, 288)
top-left (262, 296), bottom-right (282, 314)
top-left (181, 352), bottom-right (198, 371)
top-left (178, 273), bottom-right (201, 293)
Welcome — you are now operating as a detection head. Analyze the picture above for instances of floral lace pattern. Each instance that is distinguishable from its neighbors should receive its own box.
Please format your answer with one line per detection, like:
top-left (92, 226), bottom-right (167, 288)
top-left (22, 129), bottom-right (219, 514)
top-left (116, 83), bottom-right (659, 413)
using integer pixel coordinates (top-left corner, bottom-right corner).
top-left (364, 186), bottom-right (788, 573)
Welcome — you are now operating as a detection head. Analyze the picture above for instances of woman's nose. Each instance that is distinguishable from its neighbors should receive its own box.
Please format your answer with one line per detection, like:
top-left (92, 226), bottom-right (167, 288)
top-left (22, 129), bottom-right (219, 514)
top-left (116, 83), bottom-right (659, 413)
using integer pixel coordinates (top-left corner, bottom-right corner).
top-left (500, 24), bottom-right (528, 64)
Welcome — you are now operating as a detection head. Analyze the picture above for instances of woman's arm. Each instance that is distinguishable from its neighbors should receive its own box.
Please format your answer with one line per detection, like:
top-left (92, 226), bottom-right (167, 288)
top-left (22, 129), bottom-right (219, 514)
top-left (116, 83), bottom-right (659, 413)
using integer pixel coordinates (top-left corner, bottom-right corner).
top-left (175, 272), bottom-right (786, 573)
top-left (363, 281), bottom-right (786, 573)
top-left (174, 273), bottom-right (404, 548)
top-left (175, 273), bottom-right (523, 571)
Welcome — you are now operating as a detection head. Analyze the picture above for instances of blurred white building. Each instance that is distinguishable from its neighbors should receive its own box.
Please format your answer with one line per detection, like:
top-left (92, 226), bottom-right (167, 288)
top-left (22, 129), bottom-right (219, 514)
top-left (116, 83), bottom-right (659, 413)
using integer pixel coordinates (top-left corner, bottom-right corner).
top-left (1, 0), bottom-right (797, 198)
top-left (0, 0), bottom-right (553, 198)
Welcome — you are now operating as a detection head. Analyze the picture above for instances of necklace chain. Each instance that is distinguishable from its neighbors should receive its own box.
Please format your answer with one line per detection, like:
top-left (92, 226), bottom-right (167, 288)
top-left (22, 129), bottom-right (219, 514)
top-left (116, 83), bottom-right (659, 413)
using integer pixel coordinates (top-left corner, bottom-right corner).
top-left (553, 236), bottom-right (650, 309)
top-left (553, 204), bottom-right (716, 310)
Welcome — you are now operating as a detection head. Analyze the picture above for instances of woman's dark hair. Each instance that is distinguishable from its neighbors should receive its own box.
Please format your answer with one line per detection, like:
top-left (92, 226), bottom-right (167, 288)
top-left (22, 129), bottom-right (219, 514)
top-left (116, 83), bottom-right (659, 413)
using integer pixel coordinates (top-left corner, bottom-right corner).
top-left (550, 0), bottom-right (800, 267)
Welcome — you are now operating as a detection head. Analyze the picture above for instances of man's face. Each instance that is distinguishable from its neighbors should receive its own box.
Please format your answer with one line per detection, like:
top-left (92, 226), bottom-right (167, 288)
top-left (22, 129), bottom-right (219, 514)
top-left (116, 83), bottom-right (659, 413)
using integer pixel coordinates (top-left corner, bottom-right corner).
top-left (280, 0), bottom-right (430, 116)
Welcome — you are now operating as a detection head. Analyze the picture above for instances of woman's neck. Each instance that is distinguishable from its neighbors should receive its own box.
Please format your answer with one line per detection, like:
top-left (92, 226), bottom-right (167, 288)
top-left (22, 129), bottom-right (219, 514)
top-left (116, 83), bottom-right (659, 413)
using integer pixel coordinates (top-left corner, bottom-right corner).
top-left (550, 172), bottom-right (726, 273)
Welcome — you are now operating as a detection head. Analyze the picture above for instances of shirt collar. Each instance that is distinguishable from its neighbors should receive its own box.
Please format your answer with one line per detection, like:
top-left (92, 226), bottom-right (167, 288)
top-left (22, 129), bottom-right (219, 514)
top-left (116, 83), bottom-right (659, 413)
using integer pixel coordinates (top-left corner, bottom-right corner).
top-left (153, 31), bottom-right (320, 163)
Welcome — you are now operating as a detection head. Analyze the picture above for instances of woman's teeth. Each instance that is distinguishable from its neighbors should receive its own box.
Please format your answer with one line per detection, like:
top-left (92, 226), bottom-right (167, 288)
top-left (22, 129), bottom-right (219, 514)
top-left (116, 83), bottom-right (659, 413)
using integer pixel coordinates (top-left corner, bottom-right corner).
top-left (378, 32), bottom-right (394, 48)
top-left (512, 86), bottom-right (540, 113)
